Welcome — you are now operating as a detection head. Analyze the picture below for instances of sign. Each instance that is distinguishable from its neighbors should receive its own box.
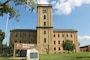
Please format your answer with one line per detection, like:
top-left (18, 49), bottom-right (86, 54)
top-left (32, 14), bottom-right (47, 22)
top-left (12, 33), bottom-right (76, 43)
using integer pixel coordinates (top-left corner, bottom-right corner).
top-left (14, 43), bottom-right (35, 49)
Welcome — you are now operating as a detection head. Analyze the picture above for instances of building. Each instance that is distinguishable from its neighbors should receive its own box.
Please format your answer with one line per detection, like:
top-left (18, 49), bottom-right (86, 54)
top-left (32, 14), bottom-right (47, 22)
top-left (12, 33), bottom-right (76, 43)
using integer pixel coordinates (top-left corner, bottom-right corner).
top-left (9, 4), bottom-right (79, 54)
top-left (80, 45), bottom-right (90, 52)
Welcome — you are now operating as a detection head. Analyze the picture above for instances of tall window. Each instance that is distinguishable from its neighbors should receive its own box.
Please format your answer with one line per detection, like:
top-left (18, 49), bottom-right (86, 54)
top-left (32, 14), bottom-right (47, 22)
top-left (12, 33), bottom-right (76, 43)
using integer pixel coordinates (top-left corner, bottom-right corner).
top-left (54, 41), bottom-right (56, 45)
top-left (66, 34), bottom-right (68, 37)
top-left (62, 34), bottom-right (64, 37)
top-left (44, 30), bottom-right (46, 34)
top-left (44, 38), bottom-right (46, 43)
top-left (44, 15), bottom-right (46, 19)
top-left (58, 41), bottom-right (60, 44)
top-left (59, 47), bottom-right (60, 51)
top-left (71, 34), bottom-right (72, 37)
top-left (15, 34), bottom-right (18, 38)
top-left (54, 34), bottom-right (55, 37)
top-left (29, 34), bottom-right (31, 37)
top-left (58, 34), bottom-right (60, 37)
top-left (63, 41), bottom-right (64, 43)
top-left (19, 40), bottom-right (21, 43)
top-left (44, 22), bottom-right (46, 26)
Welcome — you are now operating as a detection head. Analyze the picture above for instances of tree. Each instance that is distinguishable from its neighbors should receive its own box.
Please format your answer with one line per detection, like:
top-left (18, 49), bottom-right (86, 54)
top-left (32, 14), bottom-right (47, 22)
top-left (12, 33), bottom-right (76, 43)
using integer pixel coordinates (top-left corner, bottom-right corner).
top-left (0, 0), bottom-right (37, 21)
top-left (0, 29), bottom-right (5, 48)
top-left (62, 40), bottom-right (75, 53)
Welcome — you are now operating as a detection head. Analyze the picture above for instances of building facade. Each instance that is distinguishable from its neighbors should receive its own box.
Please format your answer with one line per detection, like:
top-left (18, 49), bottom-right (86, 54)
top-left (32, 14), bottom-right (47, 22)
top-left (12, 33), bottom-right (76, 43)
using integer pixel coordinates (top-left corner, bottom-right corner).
top-left (80, 45), bottom-right (90, 52)
top-left (9, 4), bottom-right (79, 54)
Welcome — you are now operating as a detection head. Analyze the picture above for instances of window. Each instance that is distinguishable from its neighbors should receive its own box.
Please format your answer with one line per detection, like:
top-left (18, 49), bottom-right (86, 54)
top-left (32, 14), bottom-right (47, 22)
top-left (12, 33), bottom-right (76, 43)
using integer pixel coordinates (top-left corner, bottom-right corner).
top-left (71, 34), bottom-right (72, 37)
top-left (63, 41), bottom-right (64, 43)
top-left (54, 41), bottom-right (56, 45)
top-left (44, 38), bottom-right (46, 43)
top-left (29, 42), bottom-right (30, 43)
top-left (19, 41), bottom-right (21, 43)
top-left (54, 47), bottom-right (56, 51)
top-left (29, 34), bottom-right (31, 37)
top-left (44, 15), bottom-right (46, 19)
top-left (43, 9), bottom-right (47, 13)
top-left (54, 34), bottom-right (55, 37)
top-left (58, 41), bottom-right (60, 44)
top-left (62, 34), bottom-right (64, 37)
top-left (15, 40), bottom-right (17, 43)
top-left (44, 22), bottom-right (46, 26)
top-left (44, 30), bottom-right (46, 34)
top-left (59, 47), bottom-right (60, 51)
top-left (66, 34), bottom-right (68, 37)
top-left (58, 34), bottom-right (60, 37)
top-left (15, 34), bottom-right (18, 38)
top-left (20, 33), bottom-right (22, 37)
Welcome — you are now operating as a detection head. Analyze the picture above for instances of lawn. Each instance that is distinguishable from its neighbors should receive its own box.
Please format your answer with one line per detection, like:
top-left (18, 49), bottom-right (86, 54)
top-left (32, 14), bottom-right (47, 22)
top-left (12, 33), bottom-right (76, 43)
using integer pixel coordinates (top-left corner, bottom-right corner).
top-left (0, 52), bottom-right (90, 60)
top-left (39, 52), bottom-right (90, 60)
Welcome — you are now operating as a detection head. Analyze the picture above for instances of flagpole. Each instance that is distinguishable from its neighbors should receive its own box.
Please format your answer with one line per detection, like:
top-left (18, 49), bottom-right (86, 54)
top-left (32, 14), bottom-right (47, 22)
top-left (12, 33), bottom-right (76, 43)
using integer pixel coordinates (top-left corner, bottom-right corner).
top-left (4, 13), bottom-right (9, 45)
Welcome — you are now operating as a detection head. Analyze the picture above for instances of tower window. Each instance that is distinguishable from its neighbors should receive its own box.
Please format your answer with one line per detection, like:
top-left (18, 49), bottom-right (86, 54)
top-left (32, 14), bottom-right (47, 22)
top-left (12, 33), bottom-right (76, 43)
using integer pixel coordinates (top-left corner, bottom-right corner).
top-left (44, 22), bottom-right (46, 26)
top-left (43, 9), bottom-right (47, 13)
top-left (44, 38), bottom-right (46, 43)
top-left (44, 30), bottom-right (46, 34)
top-left (44, 15), bottom-right (46, 19)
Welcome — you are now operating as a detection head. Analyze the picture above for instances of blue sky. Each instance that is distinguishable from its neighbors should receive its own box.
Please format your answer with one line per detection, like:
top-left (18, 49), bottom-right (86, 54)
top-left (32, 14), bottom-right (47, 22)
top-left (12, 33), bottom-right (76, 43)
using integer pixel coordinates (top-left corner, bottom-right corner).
top-left (0, 0), bottom-right (90, 46)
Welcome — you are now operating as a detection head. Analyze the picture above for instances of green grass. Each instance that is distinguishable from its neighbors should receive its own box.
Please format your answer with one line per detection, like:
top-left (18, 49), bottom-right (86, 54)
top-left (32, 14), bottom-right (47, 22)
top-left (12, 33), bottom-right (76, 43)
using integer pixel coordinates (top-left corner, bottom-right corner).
top-left (0, 52), bottom-right (90, 60)
top-left (39, 52), bottom-right (90, 60)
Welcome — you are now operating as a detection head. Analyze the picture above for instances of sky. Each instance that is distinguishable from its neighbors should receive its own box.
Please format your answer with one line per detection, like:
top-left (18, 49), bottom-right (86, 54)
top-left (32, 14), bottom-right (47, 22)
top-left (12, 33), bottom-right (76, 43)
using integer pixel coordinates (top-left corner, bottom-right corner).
top-left (0, 0), bottom-right (90, 46)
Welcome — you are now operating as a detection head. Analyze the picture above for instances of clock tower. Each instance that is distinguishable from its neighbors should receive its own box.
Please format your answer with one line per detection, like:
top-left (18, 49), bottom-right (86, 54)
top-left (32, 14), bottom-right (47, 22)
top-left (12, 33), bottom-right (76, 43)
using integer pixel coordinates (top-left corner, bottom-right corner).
top-left (37, 4), bottom-right (53, 54)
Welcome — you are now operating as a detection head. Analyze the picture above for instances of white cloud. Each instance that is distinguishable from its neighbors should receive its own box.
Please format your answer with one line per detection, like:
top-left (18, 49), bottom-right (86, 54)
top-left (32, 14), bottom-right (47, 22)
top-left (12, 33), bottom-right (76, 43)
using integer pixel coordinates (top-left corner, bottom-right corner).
top-left (52, 0), bottom-right (90, 15)
top-left (78, 35), bottom-right (90, 46)
top-left (54, 1), bottom-right (72, 15)
top-left (78, 36), bottom-right (90, 40)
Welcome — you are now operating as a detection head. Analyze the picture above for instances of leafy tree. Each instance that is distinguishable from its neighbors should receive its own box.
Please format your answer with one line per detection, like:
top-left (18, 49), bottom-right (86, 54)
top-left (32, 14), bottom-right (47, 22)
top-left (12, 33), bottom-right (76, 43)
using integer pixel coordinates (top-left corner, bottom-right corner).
top-left (62, 40), bottom-right (75, 53)
top-left (0, 0), bottom-right (37, 21)
top-left (0, 29), bottom-right (5, 48)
